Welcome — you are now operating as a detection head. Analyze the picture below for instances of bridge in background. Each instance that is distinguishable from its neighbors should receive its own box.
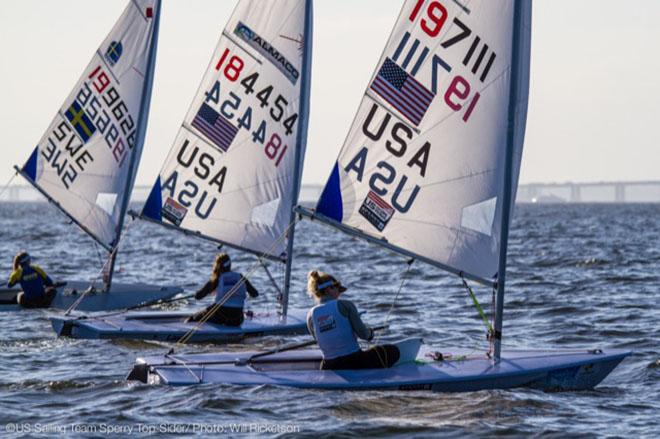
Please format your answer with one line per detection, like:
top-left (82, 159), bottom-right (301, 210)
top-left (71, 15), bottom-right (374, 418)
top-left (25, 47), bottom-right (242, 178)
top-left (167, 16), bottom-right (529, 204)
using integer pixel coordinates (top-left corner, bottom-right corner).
top-left (517, 181), bottom-right (660, 203)
top-left (2, 182), bottom-right (660, 203)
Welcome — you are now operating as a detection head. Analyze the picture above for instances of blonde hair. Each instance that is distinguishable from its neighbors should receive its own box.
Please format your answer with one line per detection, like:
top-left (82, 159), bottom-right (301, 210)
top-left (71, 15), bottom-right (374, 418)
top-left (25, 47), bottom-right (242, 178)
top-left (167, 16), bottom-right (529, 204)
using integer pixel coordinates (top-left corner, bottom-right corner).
top-left (211, 253), bottom-right (231, 282)
top-left (307, 270), bottom-right (334, 298)
top-left (13, 251), bottom-right (28, 271)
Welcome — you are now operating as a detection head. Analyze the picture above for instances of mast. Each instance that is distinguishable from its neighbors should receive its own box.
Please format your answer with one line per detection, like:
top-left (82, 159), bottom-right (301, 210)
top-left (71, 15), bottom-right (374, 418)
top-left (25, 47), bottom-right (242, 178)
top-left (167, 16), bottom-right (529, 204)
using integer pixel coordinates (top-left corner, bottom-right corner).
top-left (281, 0), bottom-right (313, 317)
top-left (494, 0), bottom-right (525, 361)
top-left (104, 0), bottom-right (161, 290)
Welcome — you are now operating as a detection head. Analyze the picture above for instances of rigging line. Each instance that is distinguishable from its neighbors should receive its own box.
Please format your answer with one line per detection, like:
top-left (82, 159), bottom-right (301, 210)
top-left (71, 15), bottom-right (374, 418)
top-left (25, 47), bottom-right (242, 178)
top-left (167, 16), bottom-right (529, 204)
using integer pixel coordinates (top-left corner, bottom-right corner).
top-left (0, 172), bottom-right (17, 200)
top-left (459, 272), bottom-right (494, 355)
top-left (93, 241), bottom-right (104, 266)
top-left (173, 217), bottom-right (300, 347)
top-left (259, 259), bottom-right (283, 301)
top-left (371, 258), bottom-right (415, 367)
top-left (377, 258), bottom-right (414, 342)
top-left (63, 217), bottom-right (138, 315)
top-left (489, 281), bottom-right (496, 357)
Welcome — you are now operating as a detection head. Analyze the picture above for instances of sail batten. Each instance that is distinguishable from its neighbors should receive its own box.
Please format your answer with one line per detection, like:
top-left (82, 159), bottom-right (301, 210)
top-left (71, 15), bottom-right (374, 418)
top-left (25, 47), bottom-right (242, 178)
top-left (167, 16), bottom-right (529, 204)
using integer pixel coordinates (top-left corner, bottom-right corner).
top-left (16, 0), bottom-right (161, 250)
top-left (142, 0), bottom-right (311, 261)
top-left (313, 0), bottom-right (532, 282)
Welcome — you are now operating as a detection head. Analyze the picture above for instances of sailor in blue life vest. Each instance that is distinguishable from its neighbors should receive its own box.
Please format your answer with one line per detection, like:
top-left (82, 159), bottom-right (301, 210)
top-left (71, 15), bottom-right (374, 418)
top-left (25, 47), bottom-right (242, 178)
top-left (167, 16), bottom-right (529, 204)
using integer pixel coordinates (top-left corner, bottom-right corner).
top-left (187, 253), bottom-right (259, 326)
top-left (7, 252), bottom-right (57, 308)
top-left (306, 270), bottom-right (400, 370)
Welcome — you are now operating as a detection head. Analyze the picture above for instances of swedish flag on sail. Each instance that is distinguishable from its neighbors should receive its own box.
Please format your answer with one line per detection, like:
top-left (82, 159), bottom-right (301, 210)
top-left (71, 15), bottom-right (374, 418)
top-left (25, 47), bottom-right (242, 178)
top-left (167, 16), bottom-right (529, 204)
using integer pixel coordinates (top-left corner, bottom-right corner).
top-left (65, 101), bottom-right (96, 143)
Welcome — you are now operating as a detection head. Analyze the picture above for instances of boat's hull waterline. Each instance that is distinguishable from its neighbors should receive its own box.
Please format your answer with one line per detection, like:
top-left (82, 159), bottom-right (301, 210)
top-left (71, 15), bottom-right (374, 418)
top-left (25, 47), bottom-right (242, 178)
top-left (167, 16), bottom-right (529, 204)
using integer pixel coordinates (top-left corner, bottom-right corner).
top-left (127, 347), bottom-right (630, 392)
top-left (1, 281), bottom-right (181, 312)
top-left (50, 309), bottom-right (309, 342)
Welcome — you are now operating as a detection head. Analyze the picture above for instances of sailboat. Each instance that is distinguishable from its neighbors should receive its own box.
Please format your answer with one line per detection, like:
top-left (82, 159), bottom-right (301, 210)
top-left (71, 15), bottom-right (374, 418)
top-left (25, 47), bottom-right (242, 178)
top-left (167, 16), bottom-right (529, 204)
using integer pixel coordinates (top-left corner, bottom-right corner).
top-left (51, 0), bottom-right (313, 341)
top-left (1, 0), bottom-right (183, 312)
top-left (128, 0), bottom-right (630, 391)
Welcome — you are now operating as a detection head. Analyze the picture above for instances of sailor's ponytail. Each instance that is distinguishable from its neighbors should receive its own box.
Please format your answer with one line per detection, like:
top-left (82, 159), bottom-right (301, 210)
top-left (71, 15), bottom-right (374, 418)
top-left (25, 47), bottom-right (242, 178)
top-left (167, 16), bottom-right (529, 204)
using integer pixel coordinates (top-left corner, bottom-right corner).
top-left (307, 270), bottom-right (323, 298)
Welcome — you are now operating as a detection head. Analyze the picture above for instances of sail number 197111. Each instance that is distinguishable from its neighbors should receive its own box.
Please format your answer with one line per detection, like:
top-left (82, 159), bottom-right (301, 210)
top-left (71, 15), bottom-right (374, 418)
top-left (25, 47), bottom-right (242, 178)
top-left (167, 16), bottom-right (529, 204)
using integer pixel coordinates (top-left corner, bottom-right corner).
top-left (396, 0), bottom-right (502, 123)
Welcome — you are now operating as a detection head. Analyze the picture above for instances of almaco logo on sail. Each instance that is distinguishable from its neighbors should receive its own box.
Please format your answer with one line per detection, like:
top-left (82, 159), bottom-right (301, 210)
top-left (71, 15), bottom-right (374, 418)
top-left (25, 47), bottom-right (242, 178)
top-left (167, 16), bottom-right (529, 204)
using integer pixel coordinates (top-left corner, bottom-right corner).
top-left (234, 22), bottom-right (299, 85)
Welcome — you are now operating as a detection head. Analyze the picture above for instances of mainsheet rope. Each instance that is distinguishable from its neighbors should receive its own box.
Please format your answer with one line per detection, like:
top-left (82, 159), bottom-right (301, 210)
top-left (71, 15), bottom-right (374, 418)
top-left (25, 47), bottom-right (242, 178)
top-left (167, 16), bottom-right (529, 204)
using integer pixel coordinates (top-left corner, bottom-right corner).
top-left (172, 217), bottom-right (300, 348)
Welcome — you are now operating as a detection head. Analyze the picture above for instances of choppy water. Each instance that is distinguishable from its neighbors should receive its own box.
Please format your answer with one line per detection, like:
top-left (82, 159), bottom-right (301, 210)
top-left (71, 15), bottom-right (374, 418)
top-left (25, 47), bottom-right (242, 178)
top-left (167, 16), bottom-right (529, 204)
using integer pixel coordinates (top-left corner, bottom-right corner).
top-left (0, 202), bottom-right (658, 437)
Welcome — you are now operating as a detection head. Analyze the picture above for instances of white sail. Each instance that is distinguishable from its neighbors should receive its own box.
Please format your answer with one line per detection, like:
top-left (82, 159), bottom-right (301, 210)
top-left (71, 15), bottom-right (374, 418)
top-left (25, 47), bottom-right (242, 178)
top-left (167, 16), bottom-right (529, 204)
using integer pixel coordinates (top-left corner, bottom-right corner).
top-left (18, 0), bottom-right (160, 251)
top-left (142, 0), bottom-right (312, 261)
top-left (314, 0), bottom-right (531, 284)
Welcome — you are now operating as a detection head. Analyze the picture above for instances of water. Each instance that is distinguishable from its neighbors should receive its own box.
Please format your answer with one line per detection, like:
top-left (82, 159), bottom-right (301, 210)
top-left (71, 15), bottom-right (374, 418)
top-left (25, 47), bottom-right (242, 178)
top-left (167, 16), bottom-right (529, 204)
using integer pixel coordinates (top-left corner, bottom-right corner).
top-left (0, 202), bottom-right (658, 437)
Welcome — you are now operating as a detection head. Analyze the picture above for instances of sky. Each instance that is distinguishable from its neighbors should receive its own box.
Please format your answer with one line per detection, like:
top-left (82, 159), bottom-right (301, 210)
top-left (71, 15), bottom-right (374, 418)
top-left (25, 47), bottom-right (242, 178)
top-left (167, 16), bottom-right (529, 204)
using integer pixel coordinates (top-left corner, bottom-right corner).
top-left (0, 0), bottom-right (658, 188)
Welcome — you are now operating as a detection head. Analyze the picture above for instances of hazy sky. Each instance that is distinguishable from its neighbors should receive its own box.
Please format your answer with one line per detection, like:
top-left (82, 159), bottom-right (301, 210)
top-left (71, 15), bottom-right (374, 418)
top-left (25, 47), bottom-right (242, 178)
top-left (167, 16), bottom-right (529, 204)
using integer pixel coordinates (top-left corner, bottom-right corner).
top-left (1, 0), bottom-right (658, 187)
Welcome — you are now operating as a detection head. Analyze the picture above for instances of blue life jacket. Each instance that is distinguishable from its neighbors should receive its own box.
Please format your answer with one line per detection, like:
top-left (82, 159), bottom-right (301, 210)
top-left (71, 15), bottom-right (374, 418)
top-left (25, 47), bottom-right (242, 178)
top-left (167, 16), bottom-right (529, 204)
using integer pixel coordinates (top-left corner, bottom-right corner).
top-left (11, 265), bottom-right (51, 300)
top-left (214, 271), bottom-right (247, 309)
top-left (310, 300), bottom-right (361, 360)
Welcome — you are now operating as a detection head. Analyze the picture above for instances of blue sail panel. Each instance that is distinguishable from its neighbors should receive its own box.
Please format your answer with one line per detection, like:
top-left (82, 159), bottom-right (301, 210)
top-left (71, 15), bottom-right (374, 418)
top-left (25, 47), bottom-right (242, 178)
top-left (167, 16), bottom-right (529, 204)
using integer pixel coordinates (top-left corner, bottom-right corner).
top-left (23, 147), bottom-right (39, 181)
top-left (316, 162), bottom-right (343, 222)
top-left (142, 176), bottom-right (163, 221)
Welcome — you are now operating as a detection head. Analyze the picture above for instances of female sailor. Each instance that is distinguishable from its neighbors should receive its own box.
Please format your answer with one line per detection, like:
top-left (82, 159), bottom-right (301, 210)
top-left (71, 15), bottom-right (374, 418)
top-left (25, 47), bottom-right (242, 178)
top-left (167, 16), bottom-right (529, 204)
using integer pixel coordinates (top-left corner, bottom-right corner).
top-left (7, 252), bottom-right (56, 308)
top-left (187, 253), bottom-right (258, 326)
top-left (306, 270), bottom-right (400, 370)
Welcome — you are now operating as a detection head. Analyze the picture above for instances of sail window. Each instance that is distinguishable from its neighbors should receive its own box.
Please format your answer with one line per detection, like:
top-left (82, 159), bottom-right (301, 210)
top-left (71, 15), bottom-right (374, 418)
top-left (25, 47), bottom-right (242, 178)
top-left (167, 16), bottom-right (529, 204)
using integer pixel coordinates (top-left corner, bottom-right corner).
top-left (461, 197), bottom-right (497, 236)
top-left (250, 198), bottom-right (280, 227)
top-left (96, 192), bottom-right (118, 217)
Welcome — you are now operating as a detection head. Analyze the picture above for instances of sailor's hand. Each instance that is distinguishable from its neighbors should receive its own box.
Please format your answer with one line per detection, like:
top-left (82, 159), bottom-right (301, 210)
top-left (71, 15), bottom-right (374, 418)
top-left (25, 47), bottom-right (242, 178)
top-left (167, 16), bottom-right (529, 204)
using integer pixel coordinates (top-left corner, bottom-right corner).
top-left (194, 290), bottom-right (205, 300)
top-left (367, 327), bottom-right (375, 341)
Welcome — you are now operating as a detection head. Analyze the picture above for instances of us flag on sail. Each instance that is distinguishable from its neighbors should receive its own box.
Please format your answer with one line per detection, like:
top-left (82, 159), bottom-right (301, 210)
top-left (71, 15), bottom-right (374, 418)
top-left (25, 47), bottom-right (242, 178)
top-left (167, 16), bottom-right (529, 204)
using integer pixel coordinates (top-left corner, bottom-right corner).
top-left (370, 58), bottom-right (435, 126)
top-left (191, 103), bottom-right (238, 152)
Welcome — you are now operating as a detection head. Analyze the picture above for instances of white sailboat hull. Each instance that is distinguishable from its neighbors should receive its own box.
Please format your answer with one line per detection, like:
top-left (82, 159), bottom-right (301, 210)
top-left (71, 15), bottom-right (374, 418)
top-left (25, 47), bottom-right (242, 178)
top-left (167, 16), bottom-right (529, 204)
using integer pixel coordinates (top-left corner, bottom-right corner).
top-left (128, 346), bottom-right (630, 392)
top-left (0, 280), bottom-right (181, 312)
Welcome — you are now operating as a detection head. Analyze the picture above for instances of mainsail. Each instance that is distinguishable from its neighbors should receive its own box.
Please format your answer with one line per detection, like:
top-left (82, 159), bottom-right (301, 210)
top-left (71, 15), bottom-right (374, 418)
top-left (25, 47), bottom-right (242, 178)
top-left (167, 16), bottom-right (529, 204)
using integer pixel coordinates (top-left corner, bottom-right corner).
top-left (313, 0), bottom-right (531, 285)
top-left (142, 0), bottom-right (312, 265)
top-left (17, 0), bottom-right (161, 252)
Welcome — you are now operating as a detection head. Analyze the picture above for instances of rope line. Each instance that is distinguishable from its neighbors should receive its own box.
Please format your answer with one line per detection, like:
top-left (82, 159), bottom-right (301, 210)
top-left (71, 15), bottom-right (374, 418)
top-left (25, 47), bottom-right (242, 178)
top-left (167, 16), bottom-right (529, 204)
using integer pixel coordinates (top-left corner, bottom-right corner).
top-left (459, 273), bottom-right (495, 357)
top-left (371, 258), bottom-right (414, 367)
top-left (0, 172), bottom-right (17, 201)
